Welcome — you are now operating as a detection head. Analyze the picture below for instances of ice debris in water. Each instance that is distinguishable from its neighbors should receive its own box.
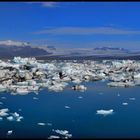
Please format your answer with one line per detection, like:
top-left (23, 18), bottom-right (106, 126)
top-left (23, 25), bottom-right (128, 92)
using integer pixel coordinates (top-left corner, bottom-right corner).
top-left (1, 57), bottom-right (140, 94)
top-left (48, 135), bottom-right (60, 139)
top-left (96, 109), bottom-right (114, 116)
top-left (0, 117), bottom-right (3, 120)
top-left (78, 96), bottom-right (83, 99)
top-left (7, 130), bottom-right (13, 135)
top-left (52, 129), bottom-right (72, 138)
top-left (0, 102), bottom-right (3, 105)
top-left (7, 112), bottom-right (23, 122)
top-left (129, 97), bottom-right (135, 100)
top-left (47, 123), bottom-right (52, 126)
top-left (38, 123), bottom-right (46, 126)
top-left (1, 97), bottom-right (6, 99)
top-left (122, 102), bottom-right (128, 106)
top-left (7, 116), bottom-right (14, 121)
top-left (33, 97), bottom-right (39, 100)
top-left (0, 108), bottom-right (9, 117)
top-left (65, 106), bottom-right (71, 109)
top-left (117, 93), bottom-right (120, 96)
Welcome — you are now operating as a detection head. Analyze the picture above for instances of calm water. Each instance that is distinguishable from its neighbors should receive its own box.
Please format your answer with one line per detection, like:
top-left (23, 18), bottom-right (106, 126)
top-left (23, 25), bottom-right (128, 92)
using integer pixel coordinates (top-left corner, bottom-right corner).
top-left (1, 81), bottom-right (140, 138)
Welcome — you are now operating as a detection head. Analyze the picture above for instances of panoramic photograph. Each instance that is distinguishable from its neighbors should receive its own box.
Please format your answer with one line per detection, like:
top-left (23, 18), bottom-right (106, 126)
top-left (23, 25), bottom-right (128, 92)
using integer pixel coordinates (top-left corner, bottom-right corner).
top-left (0, 1), bottom-right (140, 139)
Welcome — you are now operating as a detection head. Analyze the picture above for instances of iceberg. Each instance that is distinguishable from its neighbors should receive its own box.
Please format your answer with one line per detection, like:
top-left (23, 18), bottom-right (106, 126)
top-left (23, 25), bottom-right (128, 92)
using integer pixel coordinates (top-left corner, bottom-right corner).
top-left (96, 109), bottom-right (114, 116)
top-left (38, 123), bottom-right (46, 126)
top-left (53, 129), bottom-right (72, 138)
top-left (65, 106), bottom-right (71, 109)
top-left (122, 102), bottom-right (128, 106)
top-left (129, 97), bottom-right (135, 100)
top-left (7, 130), bottom-right (13, 135)
top-left (0, 108), bottom-right (9, 117)
top-left (48, 135), bottom-right (60, 139)
top-left (7, 116), bottom-right (14, 121)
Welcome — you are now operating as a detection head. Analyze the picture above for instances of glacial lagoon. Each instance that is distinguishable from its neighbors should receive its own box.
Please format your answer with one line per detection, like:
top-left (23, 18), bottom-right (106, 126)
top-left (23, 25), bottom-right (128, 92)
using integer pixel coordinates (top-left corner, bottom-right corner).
top-left (0, 58), bottom-right (140, 138)
top-left (0, 81), bottom-right (140, 138)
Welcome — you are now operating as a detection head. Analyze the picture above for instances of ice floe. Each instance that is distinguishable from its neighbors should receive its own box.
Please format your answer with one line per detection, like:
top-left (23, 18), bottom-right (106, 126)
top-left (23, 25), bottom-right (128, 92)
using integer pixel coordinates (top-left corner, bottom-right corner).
top-left (122, 102), bottom-right (128, 106)
top-left (0, 108), bottom-right (9, 117)
top-left (96, 109), bottom-right (114, 116)
top-left (48, 135), bottom-right (60, 139)
top-left (7, 116), bottom-right (14, 121)
top-left (78, 96), bottom-right (83, 99)
top-left (1, 97), bottom-right (6, 99)
top-left (47, 123), bottom-right (52, 126)
top-left (52, 129), bottom-right (72, 138)
top-left (7, 130), bottom-right (13, 135)
top-left (38, 122), bottom-right (46, 126)
top-left (65, 106), bottom-right (71, 109)
top-left (129, 97), bottom-right (136, 100)
top-left (0, 57), bottom-right (140, 95)
top-left (33, 97), bottom-right (39, 100)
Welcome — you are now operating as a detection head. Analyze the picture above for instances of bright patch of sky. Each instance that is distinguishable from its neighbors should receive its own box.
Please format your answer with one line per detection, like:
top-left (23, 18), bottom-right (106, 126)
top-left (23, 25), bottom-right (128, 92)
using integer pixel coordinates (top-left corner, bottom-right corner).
top-left (0, 2), bottom-right (140, 50)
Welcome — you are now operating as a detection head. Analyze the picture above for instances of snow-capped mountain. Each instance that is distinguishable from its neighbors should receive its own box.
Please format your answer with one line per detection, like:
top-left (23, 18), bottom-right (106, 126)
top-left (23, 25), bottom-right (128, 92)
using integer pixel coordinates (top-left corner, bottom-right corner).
top-left (0, 40), bottom-right (30, 47)
top-left (0, 40), bottom-right (52, 58)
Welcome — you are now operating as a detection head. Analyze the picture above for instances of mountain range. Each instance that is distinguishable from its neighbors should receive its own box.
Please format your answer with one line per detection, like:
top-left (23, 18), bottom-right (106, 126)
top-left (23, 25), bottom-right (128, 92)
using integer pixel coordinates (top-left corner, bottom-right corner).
top-left (0, 40), bottom-right (139, 59)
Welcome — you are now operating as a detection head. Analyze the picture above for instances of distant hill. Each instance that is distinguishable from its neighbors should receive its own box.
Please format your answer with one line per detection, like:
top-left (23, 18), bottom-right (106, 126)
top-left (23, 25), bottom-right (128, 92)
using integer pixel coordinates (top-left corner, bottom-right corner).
top-left (0, 40), bottom-right (52, 59)
top-left (93, 47), bottom-right (129, 52)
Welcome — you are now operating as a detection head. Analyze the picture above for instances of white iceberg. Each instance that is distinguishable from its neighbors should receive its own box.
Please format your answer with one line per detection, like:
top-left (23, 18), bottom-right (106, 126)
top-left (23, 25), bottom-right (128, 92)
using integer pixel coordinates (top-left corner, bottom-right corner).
top-left (53, 129), bottom-right (72, 138)
top-left (48, 135), bottom-right (60, 139)
top-left (129, 97), bottom-right (135, 100)
top-left (7, 116), bottom-right (14, 121)
top-left (38, 122), bottom-right (46, 126)
top-left (122, 102), bottom-right (128, 105)
top-left (12, 112), bottom-right (23, 122)
top-left (7, 130), bottom-right (13, 135)
top-left (0, 117), bottom-right (3, 120)
top-left (33, 97), bottom-right (39, 100)
top-left (65, 106), bottom-right (70, 109)
top-left (0, 108), bottom-right (9, 117)
top-left (96, 109), bottom-right (114, 116)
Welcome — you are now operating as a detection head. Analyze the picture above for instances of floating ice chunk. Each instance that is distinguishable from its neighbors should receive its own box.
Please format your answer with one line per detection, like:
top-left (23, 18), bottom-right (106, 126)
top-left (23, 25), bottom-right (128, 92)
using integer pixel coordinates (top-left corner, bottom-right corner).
top-left (17, 116), bottom-right (23, 122)
top-left (78, 96), bottom-right (83, 99)
top-left (33, 97), bottom-right (39, 100)
top-left (0, 117), bottom-right (3, 120)
top-left (0, 102), bottom-right (3, 105)
top-left (122, 102), bottom-right (128, 106)
top-left (13, 112), bottom-right (19, 117)
top-left (96, 109), bottom-right (114, 116)
top-left (134, 73), bottom-right (140, 79)
top-left (129, 98), bottom-right (135, 100)
top-left (7, 130), bottom-right (13, 135)
top-left (65, 106), bottom-right (70, 109)
top-left (48, 85), bottom-right (63, 92)
top-left (7, 116), bottom-right (14, 121)
top-left (0, 108), bottom-right (9, 116)
top-left (47, 123), bottom-right (52, 126)
top-left (12, 112), bottom-right (23, 122)
top-left (98, 92), bottom-right (103, 95)
top-left (72, 85), bottom-right (87, 91)
top-left (0, 85), bottom-right (7, 92)
top-left (16, 88), bottom-right (30, 95)
top-left (72, 79), bottom-right (82, 84)
top-left (48, 135), bottom-right (60, 139)
top-left (117, 93), bottom-right (120, 96)
top-left (53, 129), bottom-right (72, 138)
top-left (1, 97), bottom-right (6, 99)
top-left (38, 122), bottom-right (46, 126)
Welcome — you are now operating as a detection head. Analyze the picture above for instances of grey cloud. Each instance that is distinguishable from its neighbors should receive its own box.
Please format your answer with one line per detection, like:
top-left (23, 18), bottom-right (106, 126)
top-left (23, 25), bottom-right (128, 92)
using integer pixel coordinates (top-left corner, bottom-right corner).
top-left (34, 27), bottom-right (140, 35)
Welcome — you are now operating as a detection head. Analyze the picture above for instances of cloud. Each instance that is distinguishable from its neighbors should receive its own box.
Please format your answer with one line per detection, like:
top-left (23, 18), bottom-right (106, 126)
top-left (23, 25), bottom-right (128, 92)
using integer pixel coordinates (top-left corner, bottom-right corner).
top-left (41, 2), bottom-right (58, 8)
top-left (34, 27), bottom-right (140, 35)
top-left (26, 2), bottom-right (58, 8)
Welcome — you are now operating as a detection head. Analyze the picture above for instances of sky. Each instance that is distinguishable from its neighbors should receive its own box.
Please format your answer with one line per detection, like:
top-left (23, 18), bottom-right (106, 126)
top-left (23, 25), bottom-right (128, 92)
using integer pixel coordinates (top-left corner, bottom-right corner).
top-left (1, 2), bottom-right (140, 50)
